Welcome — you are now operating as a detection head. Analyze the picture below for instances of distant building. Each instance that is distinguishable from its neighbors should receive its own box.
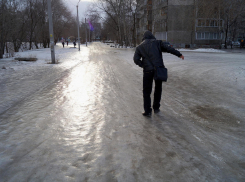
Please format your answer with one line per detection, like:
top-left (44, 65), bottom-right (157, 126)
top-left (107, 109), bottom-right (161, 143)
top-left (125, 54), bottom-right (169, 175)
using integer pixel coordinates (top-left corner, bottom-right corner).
top-left (91, 23), bottom-right (102, 41)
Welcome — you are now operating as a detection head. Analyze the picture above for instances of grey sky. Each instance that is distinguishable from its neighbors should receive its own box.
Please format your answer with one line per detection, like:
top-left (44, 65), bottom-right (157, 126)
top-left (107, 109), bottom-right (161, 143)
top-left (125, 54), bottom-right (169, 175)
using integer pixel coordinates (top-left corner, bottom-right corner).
top-left (63, 0), bottom-right (94, 20)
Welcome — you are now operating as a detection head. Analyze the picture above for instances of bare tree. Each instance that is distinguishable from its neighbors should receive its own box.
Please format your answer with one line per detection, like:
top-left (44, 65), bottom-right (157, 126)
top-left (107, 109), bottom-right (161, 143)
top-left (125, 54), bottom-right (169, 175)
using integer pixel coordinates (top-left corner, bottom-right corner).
top-left (223, 0), bottom-right (245, 48)
top-left (90, 0), bottom-right (136, 46)
top-left (52, 0), bottom-right (73, 44)
top-left (0, 0), bottom-right (11, 58)
top-left (0, 0), bottom-right (77, 58)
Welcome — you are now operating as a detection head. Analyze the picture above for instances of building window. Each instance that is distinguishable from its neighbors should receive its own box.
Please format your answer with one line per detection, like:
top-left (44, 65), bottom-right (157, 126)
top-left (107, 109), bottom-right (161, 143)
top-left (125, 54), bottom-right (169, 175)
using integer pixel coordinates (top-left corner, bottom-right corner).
top-left (196, 32), bottom-right (221, 40)
top-left (197, 32), bottom-right (202, 39)
top-left (205, 32), bottom-right (209, 39)
top-left (197, 32), bottom-right (205, 39)
top-left (197, 19), bottom-right (221, 27)
top-left (213, 33), bottom-right (218, 39)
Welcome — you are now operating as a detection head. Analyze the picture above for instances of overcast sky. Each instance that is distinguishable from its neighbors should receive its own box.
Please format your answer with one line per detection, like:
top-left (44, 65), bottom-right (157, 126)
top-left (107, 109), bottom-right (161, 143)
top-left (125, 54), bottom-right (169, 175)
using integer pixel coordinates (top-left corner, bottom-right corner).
top-left (63, 0), bottom-right (94, 21)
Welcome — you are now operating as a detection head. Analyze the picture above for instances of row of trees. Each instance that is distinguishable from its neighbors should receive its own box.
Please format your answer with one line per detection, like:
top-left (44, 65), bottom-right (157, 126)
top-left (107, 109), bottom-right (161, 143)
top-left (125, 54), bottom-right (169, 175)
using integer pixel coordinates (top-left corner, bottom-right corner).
top-left (87, 0), bottom-right (137, 47)
top-left (0, 0), bottom-right (77, 58)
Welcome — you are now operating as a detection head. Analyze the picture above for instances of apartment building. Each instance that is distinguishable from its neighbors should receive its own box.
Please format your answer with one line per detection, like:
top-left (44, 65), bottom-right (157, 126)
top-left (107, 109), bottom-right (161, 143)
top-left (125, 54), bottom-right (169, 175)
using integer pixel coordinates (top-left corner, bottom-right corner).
top-left (136, 0), bottom-right (226, 48)
top-left (136, 0), bottom-right (152, 44)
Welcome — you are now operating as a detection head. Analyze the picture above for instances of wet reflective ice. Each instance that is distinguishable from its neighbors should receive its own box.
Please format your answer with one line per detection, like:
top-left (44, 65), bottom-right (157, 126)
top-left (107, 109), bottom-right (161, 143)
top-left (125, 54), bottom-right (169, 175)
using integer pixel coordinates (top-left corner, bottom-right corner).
top-left (0, 43), bottom-right (245, 181)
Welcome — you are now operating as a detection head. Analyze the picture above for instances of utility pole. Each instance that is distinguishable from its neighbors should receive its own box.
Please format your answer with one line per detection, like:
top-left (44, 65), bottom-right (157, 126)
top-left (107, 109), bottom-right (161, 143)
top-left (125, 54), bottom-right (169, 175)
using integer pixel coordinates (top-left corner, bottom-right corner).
top-left (0, 0), bottom-right (4, 58)
top-left (47, 0), bottom-right (55, 64)
top-left (76, 1), bottom-right (80, 51)
top-left (85, 18), bottom-right (87, 47)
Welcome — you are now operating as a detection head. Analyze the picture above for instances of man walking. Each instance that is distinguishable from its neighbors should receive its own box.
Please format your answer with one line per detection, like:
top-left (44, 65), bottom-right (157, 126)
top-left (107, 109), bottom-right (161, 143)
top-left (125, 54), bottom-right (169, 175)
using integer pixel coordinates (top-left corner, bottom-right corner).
top-left (61, 38), bottom-right (65, 48)
top-left (133, 30), bottom-right (184, 117)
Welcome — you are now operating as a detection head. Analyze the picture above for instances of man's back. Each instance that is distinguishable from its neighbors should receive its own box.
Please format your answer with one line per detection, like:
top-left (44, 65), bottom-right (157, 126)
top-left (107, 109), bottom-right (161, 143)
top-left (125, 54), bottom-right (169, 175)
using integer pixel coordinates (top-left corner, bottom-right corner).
top-left (134, 32), bottom-right (182, 71)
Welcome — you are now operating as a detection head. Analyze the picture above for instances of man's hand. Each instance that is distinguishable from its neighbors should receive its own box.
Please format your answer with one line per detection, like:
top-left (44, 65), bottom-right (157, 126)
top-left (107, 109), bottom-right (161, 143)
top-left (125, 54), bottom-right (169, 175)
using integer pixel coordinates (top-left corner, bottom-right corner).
top-left (180, 55), bottom-right (184, 60)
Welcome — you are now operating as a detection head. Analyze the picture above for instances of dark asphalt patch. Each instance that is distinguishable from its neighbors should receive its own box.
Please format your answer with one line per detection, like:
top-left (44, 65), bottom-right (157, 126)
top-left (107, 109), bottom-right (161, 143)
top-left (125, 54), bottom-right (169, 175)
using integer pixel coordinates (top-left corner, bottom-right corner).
top-left (190, 105), bottom-right (240, 128)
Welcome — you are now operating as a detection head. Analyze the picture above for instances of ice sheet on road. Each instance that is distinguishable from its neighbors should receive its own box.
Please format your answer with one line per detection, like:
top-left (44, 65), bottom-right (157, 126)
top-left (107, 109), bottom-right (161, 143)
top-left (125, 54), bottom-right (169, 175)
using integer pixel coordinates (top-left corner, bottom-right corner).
top-left (0, 43), bottom-right (245, 181)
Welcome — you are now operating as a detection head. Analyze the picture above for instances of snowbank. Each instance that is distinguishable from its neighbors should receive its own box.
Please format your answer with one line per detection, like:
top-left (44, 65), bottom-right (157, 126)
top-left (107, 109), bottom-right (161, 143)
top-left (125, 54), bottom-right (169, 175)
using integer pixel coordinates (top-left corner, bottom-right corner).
top-left (177, 48), bottom-right (226, 53)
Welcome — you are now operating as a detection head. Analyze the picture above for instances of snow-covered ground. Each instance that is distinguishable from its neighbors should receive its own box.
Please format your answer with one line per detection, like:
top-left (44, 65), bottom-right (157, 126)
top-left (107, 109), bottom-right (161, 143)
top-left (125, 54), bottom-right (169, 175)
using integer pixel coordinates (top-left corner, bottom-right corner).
top-left (0, 42), bottom-right (245, 181)
top-left (177, 48), bottom-right (226, 53)
top-left (0, 43), bottom-right (89, 114)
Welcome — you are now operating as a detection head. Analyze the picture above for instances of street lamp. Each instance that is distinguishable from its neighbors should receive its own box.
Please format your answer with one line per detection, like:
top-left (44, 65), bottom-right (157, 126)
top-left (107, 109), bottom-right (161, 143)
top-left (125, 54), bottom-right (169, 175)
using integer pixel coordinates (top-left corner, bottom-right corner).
top-left (77, 0), bottom-right (81, 51)
top-left (85, 17), bottom-right (87, 47)
top-left (47, 0), bottom-right (55, 63)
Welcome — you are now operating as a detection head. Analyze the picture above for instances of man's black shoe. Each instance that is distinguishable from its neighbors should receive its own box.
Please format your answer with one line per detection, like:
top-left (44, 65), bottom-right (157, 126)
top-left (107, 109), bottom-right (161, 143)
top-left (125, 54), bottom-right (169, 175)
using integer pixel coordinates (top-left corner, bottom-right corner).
top-left (154, 109), bottom-right (160, 113)
top-left (142, 112), bottom-right (152, 117)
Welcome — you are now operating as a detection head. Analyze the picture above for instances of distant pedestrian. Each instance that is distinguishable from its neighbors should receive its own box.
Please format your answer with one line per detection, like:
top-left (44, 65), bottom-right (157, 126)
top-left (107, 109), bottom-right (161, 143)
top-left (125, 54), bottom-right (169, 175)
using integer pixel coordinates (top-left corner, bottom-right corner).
top-left (133, 30), bottom-right (184, 117)
top-left (61, 39), bottom-right (65, 48)
top-left (67, 40), bottom-right (69, 46)
top-left (73, 41), bottom-right (76, 48)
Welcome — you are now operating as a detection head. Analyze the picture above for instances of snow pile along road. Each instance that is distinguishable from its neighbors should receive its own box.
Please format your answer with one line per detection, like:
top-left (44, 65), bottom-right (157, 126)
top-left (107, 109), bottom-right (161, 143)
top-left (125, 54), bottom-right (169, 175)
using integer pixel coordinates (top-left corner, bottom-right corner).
top-left (177, 48), bottom-right (226, 53)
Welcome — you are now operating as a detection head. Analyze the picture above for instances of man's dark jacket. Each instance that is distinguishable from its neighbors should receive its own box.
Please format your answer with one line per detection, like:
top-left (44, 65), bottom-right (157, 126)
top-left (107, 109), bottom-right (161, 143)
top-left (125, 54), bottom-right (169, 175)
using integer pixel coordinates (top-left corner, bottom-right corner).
top-left (134, 31), bottom-right (182, 71)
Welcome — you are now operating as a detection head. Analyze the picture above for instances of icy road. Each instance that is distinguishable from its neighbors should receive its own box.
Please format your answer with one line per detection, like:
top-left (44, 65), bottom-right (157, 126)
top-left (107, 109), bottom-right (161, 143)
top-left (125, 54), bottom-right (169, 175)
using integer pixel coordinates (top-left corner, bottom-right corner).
top-left (0, 43), bottom-right (245, 181)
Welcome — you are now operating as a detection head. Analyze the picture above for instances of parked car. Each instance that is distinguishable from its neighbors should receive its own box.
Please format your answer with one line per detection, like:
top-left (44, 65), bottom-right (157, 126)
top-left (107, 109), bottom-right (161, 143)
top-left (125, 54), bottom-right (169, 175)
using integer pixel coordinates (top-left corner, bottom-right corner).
top-left (222, 41), bottom-right (239, 48)
top-left (233, 41), bottom-right (240, 47)
top-left (105, 40), bottom-right (114, 43)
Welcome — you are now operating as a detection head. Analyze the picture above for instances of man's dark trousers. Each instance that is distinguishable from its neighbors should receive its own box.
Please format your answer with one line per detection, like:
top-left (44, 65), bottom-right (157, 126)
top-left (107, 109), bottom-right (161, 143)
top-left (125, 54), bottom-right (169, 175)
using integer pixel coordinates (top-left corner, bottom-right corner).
top-left (143, 71), bottom-right (163, 113)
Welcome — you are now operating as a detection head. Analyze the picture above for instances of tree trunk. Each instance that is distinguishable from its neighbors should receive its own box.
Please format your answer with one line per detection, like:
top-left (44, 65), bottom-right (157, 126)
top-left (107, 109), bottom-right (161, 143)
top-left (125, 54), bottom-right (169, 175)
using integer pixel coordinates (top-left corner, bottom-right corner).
top-left (122, 1), bottom-right (127, 46)
top-left (0, 43), bottom-right (4, 58)
top-left (14, 42), bottom-right (18, 52)
top-left (224, 18), bottom-right (229, 49)
top-left (35, 42), bottom-right (39, 49)
top-left (0, 49), bottom-right (2, 58)
top-left (0, 0), bottom-right (4, 58)
top-left (6, 42), bottom-right (8, 53)
top-left (133, 13), bottom-right (136, 47)
top-left (43, 39), bottom-right (47, 48)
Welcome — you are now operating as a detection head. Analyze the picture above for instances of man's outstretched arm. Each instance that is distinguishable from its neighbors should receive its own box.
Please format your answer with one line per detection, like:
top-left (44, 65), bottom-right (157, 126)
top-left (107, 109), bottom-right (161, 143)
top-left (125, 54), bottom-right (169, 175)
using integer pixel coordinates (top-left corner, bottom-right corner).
top-left (161, 41), bottom-right (184, 59)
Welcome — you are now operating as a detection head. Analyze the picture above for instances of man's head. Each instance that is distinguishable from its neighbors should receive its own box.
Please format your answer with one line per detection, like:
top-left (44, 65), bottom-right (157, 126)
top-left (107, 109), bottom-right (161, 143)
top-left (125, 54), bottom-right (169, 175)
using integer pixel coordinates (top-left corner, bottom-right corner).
top-left (142, 30), bottom-right (156, 41)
